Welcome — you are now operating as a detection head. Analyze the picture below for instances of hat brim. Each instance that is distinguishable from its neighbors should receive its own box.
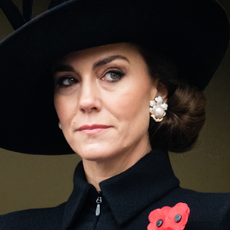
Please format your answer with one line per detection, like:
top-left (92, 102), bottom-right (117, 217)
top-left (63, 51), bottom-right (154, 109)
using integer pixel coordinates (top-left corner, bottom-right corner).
top-left (0, 0), bottom-right (229, 154)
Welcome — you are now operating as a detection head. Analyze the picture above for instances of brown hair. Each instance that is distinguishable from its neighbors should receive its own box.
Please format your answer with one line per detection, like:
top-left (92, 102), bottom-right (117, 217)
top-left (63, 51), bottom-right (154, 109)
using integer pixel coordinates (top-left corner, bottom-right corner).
top-left (136, 44), bottom-right (207, 152)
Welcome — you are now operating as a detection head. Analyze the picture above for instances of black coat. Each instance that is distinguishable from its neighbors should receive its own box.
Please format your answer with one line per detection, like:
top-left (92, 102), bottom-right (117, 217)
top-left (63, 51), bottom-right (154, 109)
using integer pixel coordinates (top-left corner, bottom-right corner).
top-left (1, 148), bottom-right (230, 230)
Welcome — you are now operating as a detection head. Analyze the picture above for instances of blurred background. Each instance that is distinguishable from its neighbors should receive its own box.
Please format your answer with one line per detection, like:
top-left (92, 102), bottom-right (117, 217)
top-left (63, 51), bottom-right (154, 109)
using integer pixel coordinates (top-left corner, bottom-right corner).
top-left (0, 0), bottom-right (229, 215)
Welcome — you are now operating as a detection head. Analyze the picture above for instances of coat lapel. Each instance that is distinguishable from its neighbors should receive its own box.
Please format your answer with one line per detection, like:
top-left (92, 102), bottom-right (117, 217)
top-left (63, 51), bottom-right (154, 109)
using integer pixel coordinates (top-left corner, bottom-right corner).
top-left (62, 148), bottom-right (179, 228)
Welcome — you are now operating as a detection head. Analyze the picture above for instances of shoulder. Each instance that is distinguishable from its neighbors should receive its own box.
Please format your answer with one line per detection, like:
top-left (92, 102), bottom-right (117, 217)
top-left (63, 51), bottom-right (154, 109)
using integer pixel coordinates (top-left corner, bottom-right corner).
top-left (0, 203), bottom-right (65, 230)
top-left (161, 187), bottom-right (230, 230)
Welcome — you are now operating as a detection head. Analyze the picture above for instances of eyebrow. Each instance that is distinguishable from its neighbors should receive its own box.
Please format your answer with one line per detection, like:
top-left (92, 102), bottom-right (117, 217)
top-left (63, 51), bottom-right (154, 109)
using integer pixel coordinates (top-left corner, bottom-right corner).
top-left (93, 55), bottom-right (129, 70)
top-left (52, 64), bottom-right (75, 74)
top-left (53, 55), bottom-right (129, 74)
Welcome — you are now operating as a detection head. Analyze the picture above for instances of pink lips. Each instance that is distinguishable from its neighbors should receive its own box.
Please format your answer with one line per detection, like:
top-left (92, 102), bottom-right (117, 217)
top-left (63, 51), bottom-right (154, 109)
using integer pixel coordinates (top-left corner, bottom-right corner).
top-left (77, 124), bottom-right (111, 134)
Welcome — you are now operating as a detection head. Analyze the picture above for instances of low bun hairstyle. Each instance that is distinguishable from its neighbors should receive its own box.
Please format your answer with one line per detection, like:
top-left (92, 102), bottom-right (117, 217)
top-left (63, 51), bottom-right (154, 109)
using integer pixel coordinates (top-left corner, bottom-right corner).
top-left (136, 44), bottom-right (206, 153)
top-left (149, 85), bottom-right (206, 152)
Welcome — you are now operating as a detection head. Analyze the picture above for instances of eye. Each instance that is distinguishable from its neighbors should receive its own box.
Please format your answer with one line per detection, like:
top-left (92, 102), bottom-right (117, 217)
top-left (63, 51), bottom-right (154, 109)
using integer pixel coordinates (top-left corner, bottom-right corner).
top-left (56, 77), bottom-right (78, 87)
top-left (102, 70), bottom-right (125, 83)
top-left (62, 78), bottom-right (76, 86)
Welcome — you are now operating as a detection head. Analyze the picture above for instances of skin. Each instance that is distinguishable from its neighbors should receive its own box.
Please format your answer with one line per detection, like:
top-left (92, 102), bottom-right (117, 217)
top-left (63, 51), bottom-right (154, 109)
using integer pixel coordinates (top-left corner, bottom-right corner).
top-left (53, 43), bottom-right (167, 190)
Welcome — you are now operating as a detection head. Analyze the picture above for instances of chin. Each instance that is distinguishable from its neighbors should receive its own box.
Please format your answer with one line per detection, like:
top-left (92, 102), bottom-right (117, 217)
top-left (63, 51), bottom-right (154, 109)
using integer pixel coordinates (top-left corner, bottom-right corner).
top-left (73, 143), bottom-right (117, 162)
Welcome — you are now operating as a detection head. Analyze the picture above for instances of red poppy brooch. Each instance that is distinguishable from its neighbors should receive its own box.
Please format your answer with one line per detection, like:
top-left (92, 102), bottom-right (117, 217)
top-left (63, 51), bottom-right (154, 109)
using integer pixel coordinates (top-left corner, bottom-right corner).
top-left (147, 203), bottom-right (190, 230)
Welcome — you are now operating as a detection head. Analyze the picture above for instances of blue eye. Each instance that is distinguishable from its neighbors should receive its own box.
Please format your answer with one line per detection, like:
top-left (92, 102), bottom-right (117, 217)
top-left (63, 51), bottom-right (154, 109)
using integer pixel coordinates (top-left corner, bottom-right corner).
top-left (57, 77), bottom-right (77, 87)
top-left (62, 78), bottom-right (75, 86)
top-left (103, 71), bottom-right (125, 82)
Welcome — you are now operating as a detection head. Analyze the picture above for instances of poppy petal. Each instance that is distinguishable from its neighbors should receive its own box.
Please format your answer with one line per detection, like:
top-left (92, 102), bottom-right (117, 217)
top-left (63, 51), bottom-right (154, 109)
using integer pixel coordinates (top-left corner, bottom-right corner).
top-left (165, 203), bottom-right (190, 230)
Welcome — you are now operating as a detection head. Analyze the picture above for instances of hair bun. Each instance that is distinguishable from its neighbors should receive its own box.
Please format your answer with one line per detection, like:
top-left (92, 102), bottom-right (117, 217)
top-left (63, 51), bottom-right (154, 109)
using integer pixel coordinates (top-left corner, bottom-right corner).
top-left (149, 84), bottom-right (206, 153)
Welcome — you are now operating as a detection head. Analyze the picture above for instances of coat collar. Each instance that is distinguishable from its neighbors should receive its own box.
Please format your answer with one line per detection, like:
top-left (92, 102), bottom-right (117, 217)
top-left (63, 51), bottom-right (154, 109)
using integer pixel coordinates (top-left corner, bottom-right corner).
top-left (62, 148), bottom-right (179, 229)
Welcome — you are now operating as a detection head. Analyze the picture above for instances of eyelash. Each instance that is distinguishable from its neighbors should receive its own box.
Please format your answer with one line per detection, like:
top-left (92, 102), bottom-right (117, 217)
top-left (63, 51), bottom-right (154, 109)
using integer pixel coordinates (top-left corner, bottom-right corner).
top-left (55, 70), bottom-right (125, 88)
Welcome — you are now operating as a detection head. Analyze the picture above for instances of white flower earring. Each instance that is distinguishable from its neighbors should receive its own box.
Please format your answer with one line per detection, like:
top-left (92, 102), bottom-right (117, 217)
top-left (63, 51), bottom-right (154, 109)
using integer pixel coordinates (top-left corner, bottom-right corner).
top-left (149, 96), bottom-right (168, 122)
top-left (58, 121), bottom-right (62, 130)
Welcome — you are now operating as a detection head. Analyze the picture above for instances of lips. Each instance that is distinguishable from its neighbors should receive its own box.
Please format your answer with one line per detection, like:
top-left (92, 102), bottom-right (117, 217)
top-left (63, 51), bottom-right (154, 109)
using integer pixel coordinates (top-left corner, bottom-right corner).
top-left (77, 124), bottom-right (111, 132)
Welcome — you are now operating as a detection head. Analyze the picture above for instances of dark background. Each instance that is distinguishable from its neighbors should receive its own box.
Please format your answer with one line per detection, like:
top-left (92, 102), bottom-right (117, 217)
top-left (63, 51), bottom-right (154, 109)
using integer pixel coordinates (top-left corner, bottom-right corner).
top-left (0, 0), bottom-right (229, 215)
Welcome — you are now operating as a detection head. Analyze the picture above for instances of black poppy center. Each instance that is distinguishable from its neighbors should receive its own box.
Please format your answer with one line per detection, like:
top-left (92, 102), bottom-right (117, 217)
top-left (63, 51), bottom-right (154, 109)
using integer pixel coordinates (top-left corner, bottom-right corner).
top-left (156, 219), bottom-right (163, 227)
top-left (174, 214), bottom-right (182, 223)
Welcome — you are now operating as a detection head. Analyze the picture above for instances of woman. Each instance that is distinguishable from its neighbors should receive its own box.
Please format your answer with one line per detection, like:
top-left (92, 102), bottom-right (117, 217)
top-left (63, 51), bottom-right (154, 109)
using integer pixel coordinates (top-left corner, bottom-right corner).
top-left (0, 0), bottom-right (229, 229)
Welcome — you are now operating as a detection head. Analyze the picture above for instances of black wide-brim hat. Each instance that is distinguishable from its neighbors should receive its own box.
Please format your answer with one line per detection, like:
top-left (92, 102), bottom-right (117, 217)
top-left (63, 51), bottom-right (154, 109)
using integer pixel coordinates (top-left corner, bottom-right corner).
top-left (0, 0), bottom-right (229, 155)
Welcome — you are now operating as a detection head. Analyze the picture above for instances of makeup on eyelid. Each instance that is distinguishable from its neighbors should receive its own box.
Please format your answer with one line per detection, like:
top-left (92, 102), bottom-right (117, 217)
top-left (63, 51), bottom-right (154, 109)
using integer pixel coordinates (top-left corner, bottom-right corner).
top-left (54, 68), bottom-right (125, 88)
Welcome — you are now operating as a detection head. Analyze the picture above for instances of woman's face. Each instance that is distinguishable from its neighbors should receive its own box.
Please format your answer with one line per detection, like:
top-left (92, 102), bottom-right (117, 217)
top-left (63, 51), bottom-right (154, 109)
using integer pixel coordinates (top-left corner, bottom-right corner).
top-left (53, 43), bottom-right (159, 162)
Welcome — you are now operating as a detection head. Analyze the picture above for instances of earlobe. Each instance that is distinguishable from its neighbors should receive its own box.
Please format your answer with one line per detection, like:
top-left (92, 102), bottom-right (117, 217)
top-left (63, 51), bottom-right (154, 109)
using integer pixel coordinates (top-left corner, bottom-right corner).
top-left (156, 81), bottom-right (168, 103)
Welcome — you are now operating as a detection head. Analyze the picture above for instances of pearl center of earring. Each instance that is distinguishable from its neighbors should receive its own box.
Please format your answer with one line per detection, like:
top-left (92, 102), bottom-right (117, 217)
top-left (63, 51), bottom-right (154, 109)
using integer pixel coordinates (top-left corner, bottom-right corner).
top-left (152, 106), bottom-right (165, 118)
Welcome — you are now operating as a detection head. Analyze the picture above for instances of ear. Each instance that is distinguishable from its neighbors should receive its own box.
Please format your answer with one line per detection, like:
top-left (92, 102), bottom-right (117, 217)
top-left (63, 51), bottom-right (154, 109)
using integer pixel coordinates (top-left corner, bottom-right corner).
top-left (156, 81), bottom-right (168, 102)
top-left (150, 80), bottom-right (168, 102)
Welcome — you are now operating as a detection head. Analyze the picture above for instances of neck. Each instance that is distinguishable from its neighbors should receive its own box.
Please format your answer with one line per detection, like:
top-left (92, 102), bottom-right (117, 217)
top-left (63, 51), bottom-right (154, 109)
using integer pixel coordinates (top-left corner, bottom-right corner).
top-left (82, 142), bottom-right (151, 191)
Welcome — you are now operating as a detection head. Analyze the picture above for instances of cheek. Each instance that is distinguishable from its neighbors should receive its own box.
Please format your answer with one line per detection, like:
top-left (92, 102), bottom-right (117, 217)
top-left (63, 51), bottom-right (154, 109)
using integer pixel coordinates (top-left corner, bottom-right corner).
top-left (54, 95), bottom-right (77, 124)
top-left (107, 82), bottom-right (154, 132)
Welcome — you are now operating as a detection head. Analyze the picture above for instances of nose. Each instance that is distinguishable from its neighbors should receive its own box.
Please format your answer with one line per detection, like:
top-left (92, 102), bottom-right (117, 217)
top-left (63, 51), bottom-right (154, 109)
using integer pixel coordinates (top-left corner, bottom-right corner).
top-left (78, 79), bottom-right (101, 113)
